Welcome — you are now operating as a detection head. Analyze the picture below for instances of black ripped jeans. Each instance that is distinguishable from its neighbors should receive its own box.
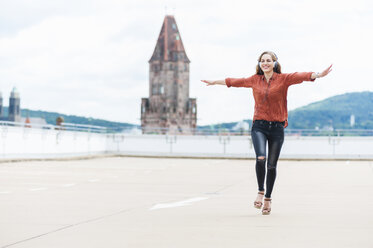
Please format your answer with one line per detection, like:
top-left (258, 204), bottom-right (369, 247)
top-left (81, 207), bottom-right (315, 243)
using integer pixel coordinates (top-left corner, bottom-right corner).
top-left (251, 120), bottom-right (285, 198)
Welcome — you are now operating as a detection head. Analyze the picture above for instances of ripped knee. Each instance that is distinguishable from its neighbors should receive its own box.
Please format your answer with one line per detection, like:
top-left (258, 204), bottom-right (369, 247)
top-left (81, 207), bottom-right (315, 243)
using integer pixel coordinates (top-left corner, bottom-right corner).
top-left (257, 156), bottom-right (266, 161)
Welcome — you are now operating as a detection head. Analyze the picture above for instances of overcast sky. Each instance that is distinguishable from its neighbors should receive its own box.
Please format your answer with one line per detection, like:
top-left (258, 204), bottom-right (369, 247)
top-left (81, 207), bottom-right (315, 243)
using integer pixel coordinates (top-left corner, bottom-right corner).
top-left (0, 0), bottom-right (372, 125)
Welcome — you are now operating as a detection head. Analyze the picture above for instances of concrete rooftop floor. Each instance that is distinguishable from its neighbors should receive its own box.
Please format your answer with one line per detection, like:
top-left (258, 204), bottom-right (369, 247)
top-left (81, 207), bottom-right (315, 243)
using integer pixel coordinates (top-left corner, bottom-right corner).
top-left (0, 157), bottom-right (372, 248)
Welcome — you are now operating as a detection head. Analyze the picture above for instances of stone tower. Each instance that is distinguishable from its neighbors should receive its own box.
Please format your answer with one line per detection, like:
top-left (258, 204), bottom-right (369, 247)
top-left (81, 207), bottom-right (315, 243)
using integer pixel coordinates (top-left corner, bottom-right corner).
top-left (141, 15), bottom-right (197, 134)
top-left (8, 87), bottom-right (21, 122)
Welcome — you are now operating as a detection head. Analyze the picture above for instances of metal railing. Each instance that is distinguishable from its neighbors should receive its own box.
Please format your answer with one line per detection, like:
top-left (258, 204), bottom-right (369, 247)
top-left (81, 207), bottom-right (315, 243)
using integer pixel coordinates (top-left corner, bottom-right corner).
top-left (284, 128), bottom-right (373, 136)
top-left (1, 120), bottom-right (372, 136)
top-left (119, 126), bottom-right (373, 136)
top-left (0, 121), bottom-right (107, 133)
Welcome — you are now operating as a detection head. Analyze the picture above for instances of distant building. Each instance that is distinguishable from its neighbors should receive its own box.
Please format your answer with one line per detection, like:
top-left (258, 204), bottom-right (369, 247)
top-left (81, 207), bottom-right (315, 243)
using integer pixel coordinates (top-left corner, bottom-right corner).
top-left (233, 121), bottom-right (250, 132)
top-left (350, 114), bottom-right (355, 127)
top-left (8, 87), bottom-right (21, 122)
top-left (141, 15), bottom-right (197, 134)
top-left (0, 88), bottom-right (21, 122)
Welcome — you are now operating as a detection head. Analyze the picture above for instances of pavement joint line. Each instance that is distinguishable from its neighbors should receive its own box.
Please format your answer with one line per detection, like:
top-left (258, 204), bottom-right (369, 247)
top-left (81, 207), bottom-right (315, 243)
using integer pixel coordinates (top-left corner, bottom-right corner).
top-left (2, 194), bottom-right (210, 247)
top-left (210, 177), bottom-right (248, 195)
top-left (22, 183), bottom-right (65, 187)
top-left (28, 187), bottom-right (47, 191)
top-left (61, 183), bottom-right (76, 187)
top-left (0, 204), bottom-right (149, 248)
top-left (88, 179), bottom-right (100, 182)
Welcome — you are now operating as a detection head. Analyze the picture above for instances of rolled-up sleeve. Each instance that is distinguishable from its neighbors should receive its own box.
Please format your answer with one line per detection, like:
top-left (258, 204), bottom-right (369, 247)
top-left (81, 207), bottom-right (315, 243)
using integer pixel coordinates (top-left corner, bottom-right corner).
top-left (285, 72), bottom-right (315, 86)
top-left (225, 76), bottom-right (254, 88)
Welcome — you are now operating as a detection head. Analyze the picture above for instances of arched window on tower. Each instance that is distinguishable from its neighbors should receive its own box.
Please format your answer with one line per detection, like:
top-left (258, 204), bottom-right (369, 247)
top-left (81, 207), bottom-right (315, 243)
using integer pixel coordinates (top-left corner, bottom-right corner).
top-left (186, 101), bottom-right (191, 113)
top-left (153, 64), bottom-right (160, 72)
top-left (173, 103), bottom-right (177, 113)
top-left (152, 84), bottom-right (157, 95)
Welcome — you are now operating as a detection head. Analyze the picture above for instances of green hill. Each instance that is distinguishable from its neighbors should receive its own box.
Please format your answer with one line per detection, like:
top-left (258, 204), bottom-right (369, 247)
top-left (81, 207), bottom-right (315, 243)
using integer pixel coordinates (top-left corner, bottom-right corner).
top-left (287, 91), bottom-right (373, 129)
top-left (1, 107), bottom-right (136, 132)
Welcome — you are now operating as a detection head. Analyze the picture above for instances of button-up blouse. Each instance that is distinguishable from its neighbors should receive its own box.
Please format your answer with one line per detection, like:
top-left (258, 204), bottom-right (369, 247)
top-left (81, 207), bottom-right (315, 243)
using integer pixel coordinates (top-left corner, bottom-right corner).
top-left (225, 72), bottom-right (315, 128)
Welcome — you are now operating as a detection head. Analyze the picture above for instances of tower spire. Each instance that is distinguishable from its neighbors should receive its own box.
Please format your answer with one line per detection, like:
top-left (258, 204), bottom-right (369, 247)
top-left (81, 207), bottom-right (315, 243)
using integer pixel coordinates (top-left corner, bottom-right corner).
top-left (149, 15), bottom-right (190, 63)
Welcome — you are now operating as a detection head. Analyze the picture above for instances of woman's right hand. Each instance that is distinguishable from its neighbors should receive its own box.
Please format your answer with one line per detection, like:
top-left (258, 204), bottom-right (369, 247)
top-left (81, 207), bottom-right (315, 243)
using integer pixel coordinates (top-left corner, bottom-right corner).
top-left (201, 79), bottom-right (226, 86)
top-left (201, 80), bottom-right (215, 86)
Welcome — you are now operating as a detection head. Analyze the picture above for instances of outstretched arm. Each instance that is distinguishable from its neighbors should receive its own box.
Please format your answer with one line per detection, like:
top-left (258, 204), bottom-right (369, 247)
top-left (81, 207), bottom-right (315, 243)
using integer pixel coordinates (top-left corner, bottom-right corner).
top-left (201, 80), bottom-right (226, 86)
top-left (311, 64), bottom-right (333, 80)
top-left (202, 76), bottom-right (255, 88)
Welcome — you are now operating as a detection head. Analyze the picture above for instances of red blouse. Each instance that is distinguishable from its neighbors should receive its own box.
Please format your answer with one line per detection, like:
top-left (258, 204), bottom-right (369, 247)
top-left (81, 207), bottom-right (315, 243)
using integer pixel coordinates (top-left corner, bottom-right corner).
top-left (225, 72), bottom-right (315, 128)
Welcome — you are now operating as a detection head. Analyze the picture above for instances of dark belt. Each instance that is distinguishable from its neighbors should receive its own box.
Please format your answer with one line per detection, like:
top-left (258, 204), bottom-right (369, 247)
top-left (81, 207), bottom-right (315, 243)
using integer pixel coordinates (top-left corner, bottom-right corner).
top-left (254, 120), bottom-right (285, 126)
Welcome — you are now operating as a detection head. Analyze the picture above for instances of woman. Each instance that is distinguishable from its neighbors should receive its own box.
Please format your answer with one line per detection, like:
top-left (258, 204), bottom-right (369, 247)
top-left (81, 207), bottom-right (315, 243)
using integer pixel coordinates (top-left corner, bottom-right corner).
top-left (201, 51), bottom-right (332, 215)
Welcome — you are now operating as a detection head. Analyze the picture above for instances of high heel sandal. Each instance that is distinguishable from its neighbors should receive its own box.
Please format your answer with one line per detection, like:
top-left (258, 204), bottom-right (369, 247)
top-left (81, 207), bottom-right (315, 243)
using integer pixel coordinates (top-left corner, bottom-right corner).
top-left (262, 198), bottom-right (271, 215)
top-left (253, 191), bottom-right (264, 209)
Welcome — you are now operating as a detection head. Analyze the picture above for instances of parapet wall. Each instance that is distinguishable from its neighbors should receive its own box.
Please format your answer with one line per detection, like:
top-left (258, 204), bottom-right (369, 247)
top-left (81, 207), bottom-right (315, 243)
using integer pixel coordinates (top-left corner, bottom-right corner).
top-left (107, 134), bottom-right (373, 160)
top-left (1, 125), bottom-right (372, 160)
top-left (0, 126), bottom-right (108, 159)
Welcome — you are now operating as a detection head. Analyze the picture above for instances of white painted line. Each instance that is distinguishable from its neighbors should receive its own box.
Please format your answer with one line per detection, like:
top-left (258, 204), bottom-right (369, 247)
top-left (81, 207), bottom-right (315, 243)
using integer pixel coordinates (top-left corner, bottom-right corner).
top-left (62, 183), bottom-right (76, 187)
top-left (88, 179), bottom-right (100, 182)
top-left (149, 197), bottom-right (209, 210)
top-left (29, 188), bottom-right (47, 191)
top-left (0, 191), bottom-right (11, 194)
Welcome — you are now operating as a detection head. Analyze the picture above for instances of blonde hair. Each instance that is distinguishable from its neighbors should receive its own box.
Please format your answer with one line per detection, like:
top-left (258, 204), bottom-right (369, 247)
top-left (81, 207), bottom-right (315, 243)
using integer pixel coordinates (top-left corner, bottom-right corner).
top-left (256, 51), bottom-right (282, 75)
